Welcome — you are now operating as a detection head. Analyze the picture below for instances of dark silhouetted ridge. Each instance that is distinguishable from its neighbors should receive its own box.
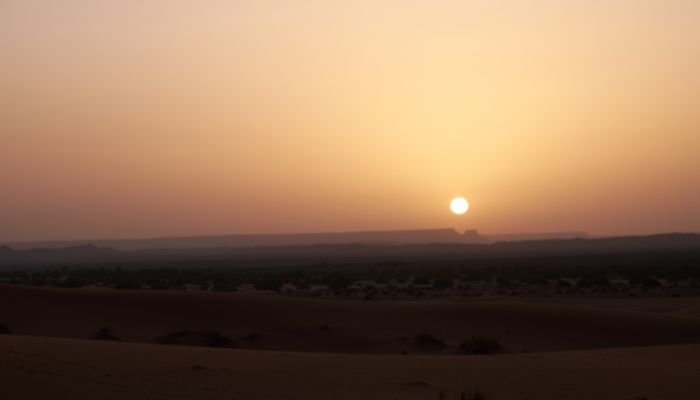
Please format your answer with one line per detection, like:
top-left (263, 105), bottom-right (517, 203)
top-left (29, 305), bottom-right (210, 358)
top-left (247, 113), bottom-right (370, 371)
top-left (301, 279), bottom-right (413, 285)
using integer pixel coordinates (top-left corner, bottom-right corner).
top-left (1, 232), bottom-right (699, 269)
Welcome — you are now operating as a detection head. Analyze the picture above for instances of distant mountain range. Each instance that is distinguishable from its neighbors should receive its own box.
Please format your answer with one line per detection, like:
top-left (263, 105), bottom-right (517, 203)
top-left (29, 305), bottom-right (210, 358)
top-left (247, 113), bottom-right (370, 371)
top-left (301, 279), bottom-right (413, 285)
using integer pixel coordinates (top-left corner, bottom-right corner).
top-left (1, 231), bottom-right (699, 269)
top-left (5, 228), bottom-right (589, 251)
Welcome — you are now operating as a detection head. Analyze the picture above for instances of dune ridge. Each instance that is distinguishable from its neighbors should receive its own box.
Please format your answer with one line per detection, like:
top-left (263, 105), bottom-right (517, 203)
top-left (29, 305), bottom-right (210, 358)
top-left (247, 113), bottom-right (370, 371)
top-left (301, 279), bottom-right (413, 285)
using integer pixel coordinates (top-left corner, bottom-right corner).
top-left (2, 284), bottom-right (700, 353)
top-left (1, 335), bottom-right (698, 400)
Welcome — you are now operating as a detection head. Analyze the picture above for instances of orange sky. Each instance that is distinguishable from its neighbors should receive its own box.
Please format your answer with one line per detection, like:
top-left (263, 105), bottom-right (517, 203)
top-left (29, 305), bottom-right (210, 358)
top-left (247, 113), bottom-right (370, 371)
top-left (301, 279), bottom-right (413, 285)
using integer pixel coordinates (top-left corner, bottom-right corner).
top-left (1, 0), bottom-right (699, 242)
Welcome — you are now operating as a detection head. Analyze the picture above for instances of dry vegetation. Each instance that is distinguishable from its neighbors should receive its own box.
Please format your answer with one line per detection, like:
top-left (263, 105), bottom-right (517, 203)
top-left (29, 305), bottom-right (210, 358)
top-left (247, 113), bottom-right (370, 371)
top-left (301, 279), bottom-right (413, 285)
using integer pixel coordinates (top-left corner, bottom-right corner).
top-left (3, 257), bottom-right (699, 300)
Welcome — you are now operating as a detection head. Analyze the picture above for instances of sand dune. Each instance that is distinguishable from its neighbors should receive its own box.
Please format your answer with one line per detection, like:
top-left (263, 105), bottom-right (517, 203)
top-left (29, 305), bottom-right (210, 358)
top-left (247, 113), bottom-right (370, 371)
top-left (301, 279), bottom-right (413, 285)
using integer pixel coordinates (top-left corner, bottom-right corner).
top-left (1, 335), bottom-right (698, 400)
top-left (570, 297), bottom-right (700, 318)
top-left (2, 284), bottom-right (700, 353)
top-left (2, 284), bottom-right (699, 399)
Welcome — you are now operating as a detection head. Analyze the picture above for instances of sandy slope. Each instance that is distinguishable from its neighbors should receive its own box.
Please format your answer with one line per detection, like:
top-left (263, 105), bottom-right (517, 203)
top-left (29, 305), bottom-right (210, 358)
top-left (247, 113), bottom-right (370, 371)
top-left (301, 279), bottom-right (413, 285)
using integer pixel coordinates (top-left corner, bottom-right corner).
top-left (570, 297), bottom-right (700, 319)
top-left (2, 285), bottom-right (700, 353)
top-left (1, 335), bottom-right (698, 400)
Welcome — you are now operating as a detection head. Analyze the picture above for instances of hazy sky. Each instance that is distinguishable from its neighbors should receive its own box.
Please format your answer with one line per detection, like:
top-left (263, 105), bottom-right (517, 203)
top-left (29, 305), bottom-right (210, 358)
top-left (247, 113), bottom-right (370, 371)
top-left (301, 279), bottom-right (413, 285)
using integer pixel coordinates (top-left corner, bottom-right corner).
top-left (2, 0), bottom-right (699, 242)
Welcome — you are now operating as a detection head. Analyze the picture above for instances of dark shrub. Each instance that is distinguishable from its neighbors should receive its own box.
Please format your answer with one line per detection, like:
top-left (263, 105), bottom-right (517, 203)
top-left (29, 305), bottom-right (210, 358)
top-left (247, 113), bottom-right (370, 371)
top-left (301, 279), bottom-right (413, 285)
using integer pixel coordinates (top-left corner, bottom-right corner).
top-left (442, 390), bottom-right (487, 400)
top-left (458, 336), bottom-right (505, 355)
top-left (317, 323), bottom-right (332, 332)
top-left (93, 327), bottom-right (120, 341)
top-left (414, 333), bottom-right (446, 349)
top-left (239, 332), bottom-right (263, 342)
top-left (0, 323), bottom-right (11, 335)
top-left (462, 390), bottom-right (487, 400)
top-left (157, 330), bottom-right (236, 348)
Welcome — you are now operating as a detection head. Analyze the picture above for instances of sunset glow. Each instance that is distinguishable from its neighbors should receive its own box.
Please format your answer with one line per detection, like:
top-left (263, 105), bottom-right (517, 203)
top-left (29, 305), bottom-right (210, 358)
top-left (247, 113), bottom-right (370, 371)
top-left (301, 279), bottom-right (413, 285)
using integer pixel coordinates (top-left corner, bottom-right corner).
top-left (1, 0), bottom-right (699, 242)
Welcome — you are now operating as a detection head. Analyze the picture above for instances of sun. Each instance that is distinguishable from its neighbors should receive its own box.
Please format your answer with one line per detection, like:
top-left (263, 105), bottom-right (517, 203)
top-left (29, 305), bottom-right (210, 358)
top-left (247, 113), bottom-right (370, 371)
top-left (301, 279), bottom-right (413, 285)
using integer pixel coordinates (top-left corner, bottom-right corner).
top-left (450, 197), bottom-right (469, 215)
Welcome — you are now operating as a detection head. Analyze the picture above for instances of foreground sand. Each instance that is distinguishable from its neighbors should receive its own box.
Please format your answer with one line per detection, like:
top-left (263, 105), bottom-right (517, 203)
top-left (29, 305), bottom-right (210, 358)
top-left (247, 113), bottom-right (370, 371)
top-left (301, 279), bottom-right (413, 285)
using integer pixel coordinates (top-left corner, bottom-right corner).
top-left (1, 335), bottom-right (699, 400)
top-left (3, 285), bottom-right (700, 353)
top-left (2, 285), bottom-right (699, 399)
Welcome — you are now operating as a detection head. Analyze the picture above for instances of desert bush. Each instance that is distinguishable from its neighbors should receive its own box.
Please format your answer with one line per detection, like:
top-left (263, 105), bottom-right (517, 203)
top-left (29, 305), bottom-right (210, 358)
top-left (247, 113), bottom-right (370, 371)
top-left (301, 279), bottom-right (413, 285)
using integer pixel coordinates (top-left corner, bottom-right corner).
top-left (157, 330), bottom-right (236, 348)
top-left (458, 336), bottom-right (505, 355)
top-left (239, 332), bottom-right (263, 342)
top-left (92, 327), bottom-right (120, 341)
top-left (317, 323), bottom-right (332, 332)
top-left (439, 389), bottom-right (487, 400)
top-left (462, 390), bottom-right (487, 400)
top-left (0, 323), bottom-right (11, 335)
top-left (414, 333), bottom-right (446, 349)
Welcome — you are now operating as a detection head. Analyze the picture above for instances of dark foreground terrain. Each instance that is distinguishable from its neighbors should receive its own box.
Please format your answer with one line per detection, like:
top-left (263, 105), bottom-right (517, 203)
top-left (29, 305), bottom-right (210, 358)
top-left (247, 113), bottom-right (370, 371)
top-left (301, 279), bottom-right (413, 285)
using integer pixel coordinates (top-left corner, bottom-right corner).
top-left (2, 335), bottom-right (699, 400)
top-left (1, 233), bottom-right (699, 399)
top-left (2, 284), bottom-right (700, 353)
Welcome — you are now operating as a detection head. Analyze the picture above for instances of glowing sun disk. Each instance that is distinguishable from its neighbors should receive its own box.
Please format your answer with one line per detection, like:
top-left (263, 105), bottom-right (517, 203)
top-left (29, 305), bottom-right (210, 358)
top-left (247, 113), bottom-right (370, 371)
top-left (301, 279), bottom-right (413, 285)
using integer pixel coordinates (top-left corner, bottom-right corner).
top-left (450, 197), bottom-right (469, 215)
